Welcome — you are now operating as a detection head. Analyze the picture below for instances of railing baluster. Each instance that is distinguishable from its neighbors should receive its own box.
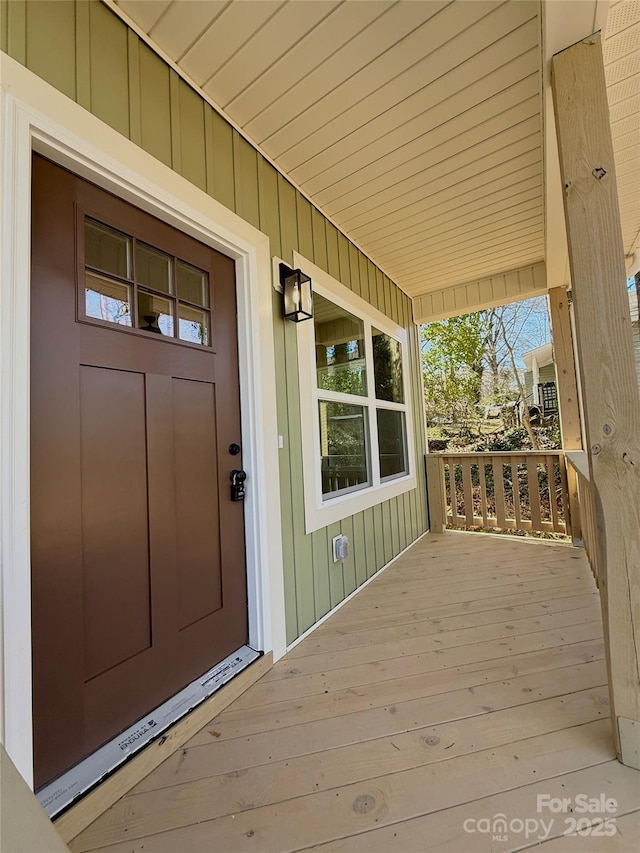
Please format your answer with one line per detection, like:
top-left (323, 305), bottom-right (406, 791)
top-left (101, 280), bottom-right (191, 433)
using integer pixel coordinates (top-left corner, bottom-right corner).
top-left (547, 454), bottom-right (560, 531)
top-left (528, 456), bottom-right (542, 531)
top-left (557, 453), bottom-right (572, 537)
top-left (462, 458), bottom-right (474, 527)
top-left (451, 461), bottom-right (461, 528)
top-left (493, 457), bottom-right (506, 528)
top-left (511, 455), bottom-right (522, 528)
top-left (479, 461), bottom-right (488, 527)
top-left (449, 461), bottom-right (457, 528)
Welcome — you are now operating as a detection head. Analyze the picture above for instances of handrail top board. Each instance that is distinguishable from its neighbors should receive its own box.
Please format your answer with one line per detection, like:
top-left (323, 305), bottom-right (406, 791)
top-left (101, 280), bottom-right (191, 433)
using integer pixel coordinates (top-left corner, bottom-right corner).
top-left (565, 450), bottom-right (590, 481)
top-left (430, 451), bottom-right (565, 459)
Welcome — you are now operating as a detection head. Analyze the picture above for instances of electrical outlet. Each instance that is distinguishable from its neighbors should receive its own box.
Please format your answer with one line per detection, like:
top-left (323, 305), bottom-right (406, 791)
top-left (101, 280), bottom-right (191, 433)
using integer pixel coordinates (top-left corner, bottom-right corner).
top-left (332, 534), bottom-right (349, 562)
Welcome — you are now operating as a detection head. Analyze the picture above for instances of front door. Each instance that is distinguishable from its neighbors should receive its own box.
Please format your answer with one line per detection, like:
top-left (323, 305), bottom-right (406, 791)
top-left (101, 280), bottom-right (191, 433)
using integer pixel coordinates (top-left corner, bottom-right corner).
top-left (30, 155), bottom-right (248, 789)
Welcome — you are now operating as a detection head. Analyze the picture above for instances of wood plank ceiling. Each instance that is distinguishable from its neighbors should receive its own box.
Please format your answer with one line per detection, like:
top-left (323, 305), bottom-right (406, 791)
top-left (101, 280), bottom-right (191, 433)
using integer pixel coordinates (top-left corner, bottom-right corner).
top-left (603, 0), bottom-right (640, 267)
top-left (114, 0), bottom-right (546, 299)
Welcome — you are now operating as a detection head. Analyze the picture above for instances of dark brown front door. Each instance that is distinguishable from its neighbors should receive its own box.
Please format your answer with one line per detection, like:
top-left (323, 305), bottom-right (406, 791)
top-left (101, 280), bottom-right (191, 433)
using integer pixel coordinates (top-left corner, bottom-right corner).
top-left (30, 155), bottom-right (248, 789)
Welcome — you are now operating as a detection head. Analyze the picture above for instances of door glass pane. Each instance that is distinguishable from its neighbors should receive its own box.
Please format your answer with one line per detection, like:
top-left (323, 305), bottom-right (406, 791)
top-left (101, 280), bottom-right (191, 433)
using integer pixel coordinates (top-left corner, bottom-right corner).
top-left (372, 328), bottom-right (404, 403)
top-left (85, 272), bottom-right (132, 326)
top-left (177, 261), bottom-right (209, 307)
top-left (135, 243), bottom-right (173, 294)
top-left (137, 291), bottom-right (174, 336)
top-left (178, 304), bottom-right (210, 346)
top-left (85, 220), bottom-right (131, 279)
top-left (319, 400), bottom-right (369, 497)
top-left (314, 293), bottom-right (366, 397)
top-left (377, 409), bottom-right (407, 479)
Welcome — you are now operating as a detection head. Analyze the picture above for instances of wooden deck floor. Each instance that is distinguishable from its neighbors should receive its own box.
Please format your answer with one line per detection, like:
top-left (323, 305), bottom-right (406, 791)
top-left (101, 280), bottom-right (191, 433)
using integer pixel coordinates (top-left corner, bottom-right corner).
top-left (71, 532), bottom-right (640, 853)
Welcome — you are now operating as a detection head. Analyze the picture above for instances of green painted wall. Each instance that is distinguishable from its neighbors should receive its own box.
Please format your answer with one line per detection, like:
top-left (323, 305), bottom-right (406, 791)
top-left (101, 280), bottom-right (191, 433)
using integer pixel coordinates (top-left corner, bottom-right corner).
top-left (1, 0), bottom-right (429, 644)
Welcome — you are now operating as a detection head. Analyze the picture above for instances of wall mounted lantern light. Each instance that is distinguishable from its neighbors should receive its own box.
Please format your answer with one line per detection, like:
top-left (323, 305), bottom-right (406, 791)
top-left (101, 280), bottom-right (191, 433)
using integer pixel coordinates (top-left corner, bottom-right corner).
top-left (280, 263), bottom-right (313, 322)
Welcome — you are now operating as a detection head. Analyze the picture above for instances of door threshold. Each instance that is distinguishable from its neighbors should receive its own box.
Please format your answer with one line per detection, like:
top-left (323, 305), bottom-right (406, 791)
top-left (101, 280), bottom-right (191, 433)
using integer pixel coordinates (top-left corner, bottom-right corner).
top-left (38, 645), bottom-right (261, 819)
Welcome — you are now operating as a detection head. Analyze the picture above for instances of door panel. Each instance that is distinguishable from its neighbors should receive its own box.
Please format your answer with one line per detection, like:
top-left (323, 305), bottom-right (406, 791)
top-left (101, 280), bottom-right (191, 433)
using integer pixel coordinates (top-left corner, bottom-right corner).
top-left (30, 155), bottom-right (248, 788)
top-left (80, 366), bottom-right (152, 681)
top-left (172, 378), bottom-right (223, 630)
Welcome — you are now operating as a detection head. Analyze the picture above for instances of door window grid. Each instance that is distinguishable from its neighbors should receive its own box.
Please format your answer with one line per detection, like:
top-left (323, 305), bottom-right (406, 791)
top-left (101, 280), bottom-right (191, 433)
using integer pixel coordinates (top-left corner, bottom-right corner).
top-left (83, 218), bottom-right (212, 347)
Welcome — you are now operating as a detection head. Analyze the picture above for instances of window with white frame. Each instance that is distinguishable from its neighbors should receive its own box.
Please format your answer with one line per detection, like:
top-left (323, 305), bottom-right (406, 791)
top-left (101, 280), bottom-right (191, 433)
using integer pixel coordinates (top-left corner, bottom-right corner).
top-left (293, 255), bottom-right (416, 533)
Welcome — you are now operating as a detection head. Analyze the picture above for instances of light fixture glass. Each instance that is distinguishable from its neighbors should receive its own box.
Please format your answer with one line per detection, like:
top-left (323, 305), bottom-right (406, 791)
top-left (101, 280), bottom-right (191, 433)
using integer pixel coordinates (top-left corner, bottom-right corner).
top-left (280, 264), bottom-right (313, 322)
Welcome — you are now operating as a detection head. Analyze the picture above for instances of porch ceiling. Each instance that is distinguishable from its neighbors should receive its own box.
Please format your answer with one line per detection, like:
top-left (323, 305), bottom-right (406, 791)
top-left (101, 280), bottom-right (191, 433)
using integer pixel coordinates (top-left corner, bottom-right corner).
top-left (112, 0), bottom-right (638, 313)
top-left (604, 0), bottom-right (640, 269)
top-left (113, 0), bottom-right (545, 299)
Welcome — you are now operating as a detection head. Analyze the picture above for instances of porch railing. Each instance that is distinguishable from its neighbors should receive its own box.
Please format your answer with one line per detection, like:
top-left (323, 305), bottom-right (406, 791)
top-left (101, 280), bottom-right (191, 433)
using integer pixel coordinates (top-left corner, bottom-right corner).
top-left (426, 451), bottom-right (572, 537)
top-left (566, 451), bottom-right (598, 583)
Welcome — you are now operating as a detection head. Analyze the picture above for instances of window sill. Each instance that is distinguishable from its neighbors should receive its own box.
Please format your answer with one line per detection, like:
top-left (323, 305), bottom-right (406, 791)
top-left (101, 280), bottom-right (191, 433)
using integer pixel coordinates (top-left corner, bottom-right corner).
top-left (303, 473), bottom-right (417, 534)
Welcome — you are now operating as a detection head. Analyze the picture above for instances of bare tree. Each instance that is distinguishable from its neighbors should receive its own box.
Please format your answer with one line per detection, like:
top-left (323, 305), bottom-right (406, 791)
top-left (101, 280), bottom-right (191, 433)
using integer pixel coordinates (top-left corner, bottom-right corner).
top-left (494, 311), bottom-right (541, 450)
top-left (482, 297), bottom-right (550, 406)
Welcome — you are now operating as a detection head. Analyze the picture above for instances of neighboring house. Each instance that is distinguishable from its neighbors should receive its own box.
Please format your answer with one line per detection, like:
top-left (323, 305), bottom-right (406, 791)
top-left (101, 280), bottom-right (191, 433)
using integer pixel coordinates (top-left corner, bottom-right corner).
top-left (0, 1), bottom-right (638, 849)
top-left (522, 342), bottom-right (558, 418)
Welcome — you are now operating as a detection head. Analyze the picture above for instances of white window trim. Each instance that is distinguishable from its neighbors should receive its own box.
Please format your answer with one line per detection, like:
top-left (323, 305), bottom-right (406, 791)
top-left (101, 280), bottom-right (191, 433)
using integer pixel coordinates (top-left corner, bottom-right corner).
top-left (0, 54), bottom-right (287, 785)
top-left (293, 253), bottom-right (417, 533)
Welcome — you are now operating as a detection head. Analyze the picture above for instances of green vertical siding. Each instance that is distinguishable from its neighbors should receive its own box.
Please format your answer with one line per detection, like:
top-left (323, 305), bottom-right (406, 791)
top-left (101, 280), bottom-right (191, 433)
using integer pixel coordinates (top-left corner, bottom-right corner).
top-left (311, 529), bottom-right (331, 622)
top-left (6, 0), bottom-right (26, 64)
top-left (258, 158), bottom-right (281, 258)
top-left (205, 107), bottom-right (235, 211)
top-left (89, 0), bottom-right (129, 136)
top-left (1, 1), bottom-right (9, 54)
top-left (362, 507), bottom-right (378, 579)
top-left (311, 208), bottom-right (327, 273)
top-left (139, 41), bottom-right (172, 167)
top-left (26, 1), bottom-right (75, 101)
top-left (296, 192), bottom-right (314, 262)
top-left (348, 243), bottom-right (361, 298)
top-left (278, 175), bottom-right (298, 264)
top-left (177, 79), bottom-right (206, 192)
top-left (326, 521), bottom-right (345, 609)
top-left (325, 222), bottom-right (340, 280)
top-left (126, 29), bottom-right (141, 145)
top-left (3, 0), bottom-right (429, 647)
top-left (233, 133), bottom-right (260, 229)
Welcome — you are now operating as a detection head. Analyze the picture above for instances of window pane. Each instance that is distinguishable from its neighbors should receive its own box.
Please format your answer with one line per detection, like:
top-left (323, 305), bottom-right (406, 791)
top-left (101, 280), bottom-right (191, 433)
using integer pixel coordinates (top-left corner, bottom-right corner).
top-left (372, 328), bottom-right (404, 403)
top-left (135, 243), bottom-right (172, 294)
top-left (319, 401), bottom-right (369, 497)
top-left (314, 293), bottom-right (366, 397)
top-left (85, 220), bottom-right (131, 279)
top-left (178, 304), bottom-right (210, 346)
top-left (177, 261), bottom-right (209, 307)
top-left (85, 272), bottom-right (132, 326)
top-left (377, 409), bottom-right (407, 479)
top-left (137, 290), bottom-right (174, 336)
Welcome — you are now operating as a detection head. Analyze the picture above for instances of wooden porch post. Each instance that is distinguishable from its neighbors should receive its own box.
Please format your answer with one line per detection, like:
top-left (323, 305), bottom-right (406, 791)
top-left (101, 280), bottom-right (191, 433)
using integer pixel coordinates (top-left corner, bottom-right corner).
top-left (552, 34), bottom-right (640, 769)
top-left (548, 287), bottom-right (582, 543)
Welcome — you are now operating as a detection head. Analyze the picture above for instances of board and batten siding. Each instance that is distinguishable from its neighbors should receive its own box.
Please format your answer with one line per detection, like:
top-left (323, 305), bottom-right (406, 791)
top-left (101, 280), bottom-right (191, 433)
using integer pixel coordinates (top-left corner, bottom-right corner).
top-left (1, 0), bottom-right (428, 645)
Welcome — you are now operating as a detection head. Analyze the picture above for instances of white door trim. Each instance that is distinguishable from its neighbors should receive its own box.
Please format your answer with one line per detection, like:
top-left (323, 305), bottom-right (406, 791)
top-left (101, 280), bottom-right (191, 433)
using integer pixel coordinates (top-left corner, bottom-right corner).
top-left (0, 54), bottom-right (286, 786)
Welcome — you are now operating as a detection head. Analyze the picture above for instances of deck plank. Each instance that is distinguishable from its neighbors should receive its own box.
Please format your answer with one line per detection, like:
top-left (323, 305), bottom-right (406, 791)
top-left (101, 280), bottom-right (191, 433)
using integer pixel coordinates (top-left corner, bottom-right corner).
top-left (74, 691), bottom-right (612, 849)
top-left (73, 721), bottom-right (616, 852)
top-left (71, 532), bottom-right (630, 853)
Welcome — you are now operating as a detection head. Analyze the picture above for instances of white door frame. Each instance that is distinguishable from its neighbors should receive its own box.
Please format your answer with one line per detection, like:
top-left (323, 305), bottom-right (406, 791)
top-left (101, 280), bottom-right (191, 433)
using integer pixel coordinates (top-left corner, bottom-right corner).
top-left (0, 54), bottom-right (286, 786)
